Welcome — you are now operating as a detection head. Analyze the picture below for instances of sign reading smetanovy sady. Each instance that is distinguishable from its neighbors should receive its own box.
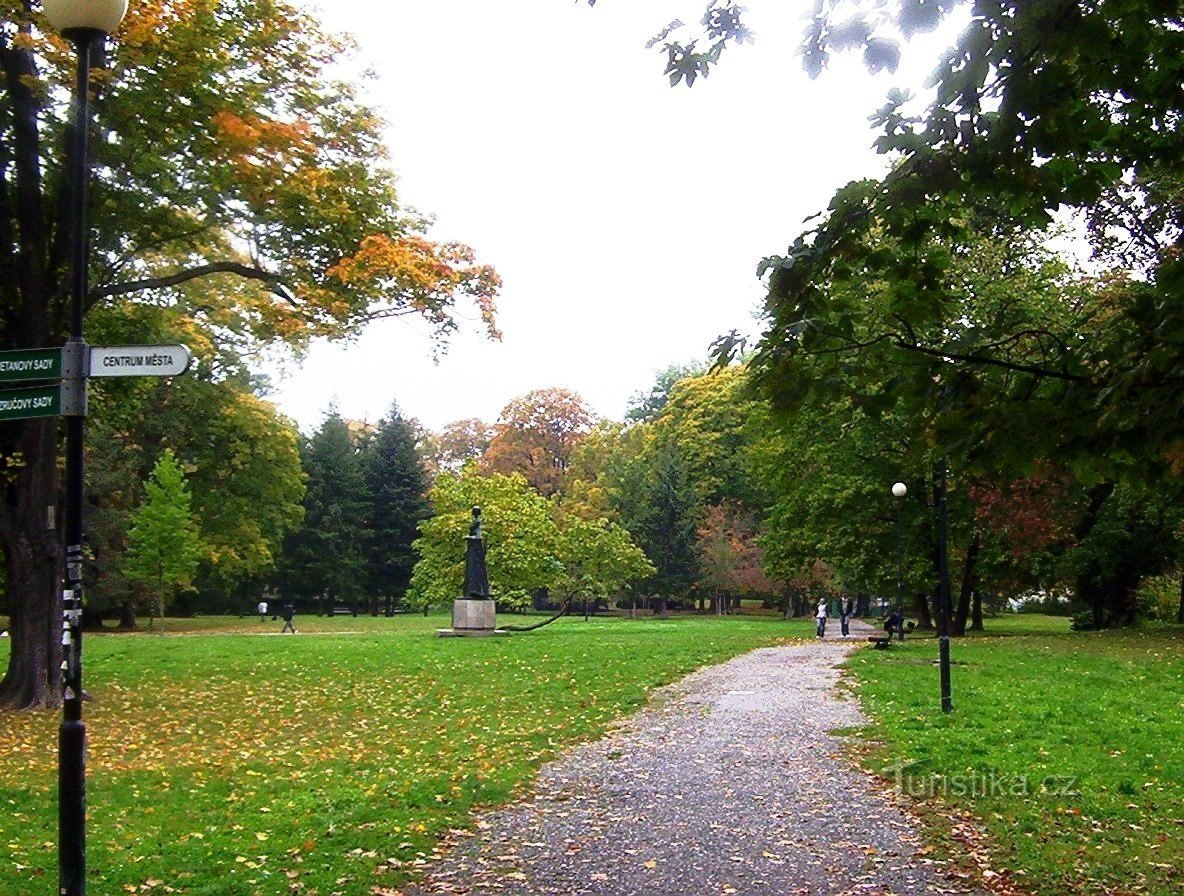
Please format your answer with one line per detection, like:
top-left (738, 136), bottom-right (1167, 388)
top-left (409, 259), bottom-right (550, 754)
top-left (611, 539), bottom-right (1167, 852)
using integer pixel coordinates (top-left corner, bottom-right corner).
top-left (0, 347), bottom-right (62, 382)
top-left (89, 345), bottom-right (192, 378)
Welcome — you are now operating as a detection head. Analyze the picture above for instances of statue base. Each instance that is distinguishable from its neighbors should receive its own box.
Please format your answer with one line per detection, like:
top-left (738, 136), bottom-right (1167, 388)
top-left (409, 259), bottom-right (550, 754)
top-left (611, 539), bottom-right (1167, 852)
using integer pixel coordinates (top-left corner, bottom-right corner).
top-left (437, 598), bottom-right (505, 637)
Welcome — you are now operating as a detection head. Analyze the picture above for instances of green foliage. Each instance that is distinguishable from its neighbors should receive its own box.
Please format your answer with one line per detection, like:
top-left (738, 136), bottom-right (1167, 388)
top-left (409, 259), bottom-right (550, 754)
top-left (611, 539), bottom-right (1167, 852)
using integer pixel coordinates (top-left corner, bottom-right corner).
top-left (408, 467), bottom-right (561, 610)
top-left (408, 465), bottom-right (654, 612)
top-left (552, 516), bottom-right (655, 602)
top-left (625, 361), bottom-right (705, 424)
top-left (361, 402), bottom-right (431, 607)
top-left (848, 624), bottom-right (1184, 895)
top-left (85, 367), bottom-right (306, 613)
top-left (614, 440), bottom-right (701, 601)
top-left (123, 449), bottom-right (203, 618)
top-left (649, 365), bottom-right (772, 509)
top-left (280, 408), bottom-right (368, 604)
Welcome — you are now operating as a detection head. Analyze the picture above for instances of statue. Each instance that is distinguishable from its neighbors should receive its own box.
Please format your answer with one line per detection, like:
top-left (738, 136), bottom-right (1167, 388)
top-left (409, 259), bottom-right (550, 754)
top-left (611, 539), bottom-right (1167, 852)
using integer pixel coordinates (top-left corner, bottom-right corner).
top-left (462, 506), bottom-right (491, 599)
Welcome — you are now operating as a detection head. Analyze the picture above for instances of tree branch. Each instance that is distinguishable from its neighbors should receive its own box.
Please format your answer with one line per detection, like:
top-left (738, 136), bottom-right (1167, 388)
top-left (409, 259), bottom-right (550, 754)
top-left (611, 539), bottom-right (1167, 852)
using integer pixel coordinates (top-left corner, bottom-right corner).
top-left (93, 262), bottom-right (297, 304)
top-left (891, 336), bottom-right (1090, 383)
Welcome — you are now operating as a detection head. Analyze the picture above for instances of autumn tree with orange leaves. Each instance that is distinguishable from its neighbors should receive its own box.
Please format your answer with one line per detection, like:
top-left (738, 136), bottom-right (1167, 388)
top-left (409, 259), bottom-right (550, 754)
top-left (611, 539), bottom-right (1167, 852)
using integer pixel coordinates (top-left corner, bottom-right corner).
top-left (481, 389), bottom-right (597, 498)
top-left (0, 0), bottom-right (500, 708)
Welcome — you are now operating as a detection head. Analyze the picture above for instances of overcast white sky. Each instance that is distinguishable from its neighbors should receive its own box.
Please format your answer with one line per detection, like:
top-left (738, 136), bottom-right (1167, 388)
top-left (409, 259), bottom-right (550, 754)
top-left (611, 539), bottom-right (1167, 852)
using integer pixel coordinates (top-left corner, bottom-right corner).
top-left (269, 0), bottom-right (962, 434)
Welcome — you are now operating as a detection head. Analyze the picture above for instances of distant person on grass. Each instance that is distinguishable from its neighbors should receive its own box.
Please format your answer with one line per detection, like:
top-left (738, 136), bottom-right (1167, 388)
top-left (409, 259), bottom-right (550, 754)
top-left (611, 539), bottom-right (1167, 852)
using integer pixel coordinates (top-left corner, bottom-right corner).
top-left (281, 601), bottom-right (297, 634)
top-left (257, 597), bottom-right (268, 622)
top-left (815, 599), bottom-right (828, 638)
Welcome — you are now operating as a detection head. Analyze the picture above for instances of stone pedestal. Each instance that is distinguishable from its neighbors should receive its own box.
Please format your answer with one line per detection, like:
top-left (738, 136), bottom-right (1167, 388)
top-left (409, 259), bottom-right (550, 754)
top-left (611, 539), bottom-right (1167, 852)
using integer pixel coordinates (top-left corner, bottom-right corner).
top-left (437, 598), bottom-right (502, 637)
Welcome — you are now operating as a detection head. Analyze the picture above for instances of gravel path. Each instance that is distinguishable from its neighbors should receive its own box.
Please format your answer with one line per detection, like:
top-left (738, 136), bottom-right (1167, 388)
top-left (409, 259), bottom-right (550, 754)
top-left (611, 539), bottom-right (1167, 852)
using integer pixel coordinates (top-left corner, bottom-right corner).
top-left (405, 622), bottom-right (991, 896)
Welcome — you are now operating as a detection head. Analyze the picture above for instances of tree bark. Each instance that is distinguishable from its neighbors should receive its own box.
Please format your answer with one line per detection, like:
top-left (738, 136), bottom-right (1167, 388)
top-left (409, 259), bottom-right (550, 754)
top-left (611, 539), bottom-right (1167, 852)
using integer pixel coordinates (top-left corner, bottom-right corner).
top-left (0, 420), bottom-right (63, 709)
top-left (915, 590), bottom-right (934, 630)
top-left (952, 532), bottom-right (981, 636)
top-left (970, 589), bottom-right (984, 631)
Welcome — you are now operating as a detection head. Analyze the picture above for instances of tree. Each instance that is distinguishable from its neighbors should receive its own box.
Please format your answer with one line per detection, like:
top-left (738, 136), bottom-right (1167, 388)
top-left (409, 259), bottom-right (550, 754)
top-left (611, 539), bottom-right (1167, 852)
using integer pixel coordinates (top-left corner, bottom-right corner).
top-left (420, 418), bottom-right (494, 478)
top-left (122, 449), bottom-right (203, 629)
top-left (279, 409), bottom-right (367, 609)
top-left (607, 439), bottom-right (701, 613)
top-left (748, 2), bottom-right (1184, 480)
top-left (361, 400), bottom-right (430, 613)
top-left (81, 343), bottom-right (306, 619)
top-left (407, 467), bottom-right (561, 611)
top-left (1, 0), bottom-right (500, 708)
top-left (481, 388), bottom-right (597, 497)
top-left (649, 365), bottom-right (773, 510)
top-left (552, 516), bottom-right (654, 618)
top-left (696, 502), bottom-right (780, 614)
top-left (625, 362), bottom-right (705, 424)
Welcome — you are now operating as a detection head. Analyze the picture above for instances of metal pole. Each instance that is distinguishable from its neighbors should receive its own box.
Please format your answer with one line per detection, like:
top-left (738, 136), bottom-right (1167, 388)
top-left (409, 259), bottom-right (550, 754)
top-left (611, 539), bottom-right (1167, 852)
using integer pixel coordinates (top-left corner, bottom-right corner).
top-left (936, 458), bottom-right (953, 714)
top-left (60, 28), bottom-right (101, 896)
top-left (896, 497), bottom-right (905, 614)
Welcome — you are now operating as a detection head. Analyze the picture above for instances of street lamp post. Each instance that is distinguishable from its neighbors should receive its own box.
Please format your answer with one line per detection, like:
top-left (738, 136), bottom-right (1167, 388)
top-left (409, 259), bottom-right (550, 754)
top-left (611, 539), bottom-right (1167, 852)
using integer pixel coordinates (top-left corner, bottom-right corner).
top-left (891, 481), bottom-right (907, 617)
top-left (42, 3), bottom-right (129, 894)
top-left (934, 458), bottom-right (954, 714)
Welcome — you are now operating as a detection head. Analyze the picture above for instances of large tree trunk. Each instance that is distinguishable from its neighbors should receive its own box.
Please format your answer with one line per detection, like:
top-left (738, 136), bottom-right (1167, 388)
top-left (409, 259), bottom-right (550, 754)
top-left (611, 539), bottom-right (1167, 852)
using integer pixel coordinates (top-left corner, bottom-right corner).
top-left (1073, 482), bottom-right (1116, 628)
top-left (970, 590), bottom-right (984, 631)
top-left (915, 590), bottom-right (934, 630)
top-left (0, 419), bottom-right (63, 710)
top-left (952, 532), bottom-right (981, 636)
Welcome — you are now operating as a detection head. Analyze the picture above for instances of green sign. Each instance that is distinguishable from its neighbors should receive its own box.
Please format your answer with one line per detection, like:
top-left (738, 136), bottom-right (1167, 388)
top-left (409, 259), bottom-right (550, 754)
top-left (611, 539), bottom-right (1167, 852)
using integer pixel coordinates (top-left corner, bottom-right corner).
top-left (0, 384), bottom-right (61, 422)
top-left (0, 347), bottom-right (61, 382)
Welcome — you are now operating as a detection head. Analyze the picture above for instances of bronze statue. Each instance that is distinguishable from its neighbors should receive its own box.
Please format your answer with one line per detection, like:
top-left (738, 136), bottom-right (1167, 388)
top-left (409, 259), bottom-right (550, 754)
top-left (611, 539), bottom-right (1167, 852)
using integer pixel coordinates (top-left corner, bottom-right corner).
top-left (463, 506), bottom-right (491, 599)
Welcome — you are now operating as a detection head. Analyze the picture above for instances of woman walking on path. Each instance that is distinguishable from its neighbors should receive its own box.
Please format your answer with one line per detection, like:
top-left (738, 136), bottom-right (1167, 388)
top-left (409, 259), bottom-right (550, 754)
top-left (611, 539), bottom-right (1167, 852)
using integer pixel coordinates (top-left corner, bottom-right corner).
top-left (815, 598), bottom-right (828, 637)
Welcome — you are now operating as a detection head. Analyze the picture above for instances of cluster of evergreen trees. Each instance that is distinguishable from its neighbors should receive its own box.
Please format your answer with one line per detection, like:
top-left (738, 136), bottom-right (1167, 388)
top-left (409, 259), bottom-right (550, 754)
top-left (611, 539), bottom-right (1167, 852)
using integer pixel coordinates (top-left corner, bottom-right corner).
top-left (274, 403), bottom-right (429, 615)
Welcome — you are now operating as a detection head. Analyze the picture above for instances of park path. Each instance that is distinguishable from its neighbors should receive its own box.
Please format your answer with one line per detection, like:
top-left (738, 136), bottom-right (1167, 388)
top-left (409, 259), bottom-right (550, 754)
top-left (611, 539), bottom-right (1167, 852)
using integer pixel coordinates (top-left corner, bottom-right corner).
top-left (403, 620), bottom-right (994, 896)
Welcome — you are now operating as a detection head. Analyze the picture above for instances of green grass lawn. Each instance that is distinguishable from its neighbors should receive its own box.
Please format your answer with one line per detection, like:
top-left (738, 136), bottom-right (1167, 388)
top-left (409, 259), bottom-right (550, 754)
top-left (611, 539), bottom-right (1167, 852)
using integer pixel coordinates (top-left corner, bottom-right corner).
top-left (0, 613), bottom-right (804, 895)
top-left (845, 615), bottom-right (1184, 896)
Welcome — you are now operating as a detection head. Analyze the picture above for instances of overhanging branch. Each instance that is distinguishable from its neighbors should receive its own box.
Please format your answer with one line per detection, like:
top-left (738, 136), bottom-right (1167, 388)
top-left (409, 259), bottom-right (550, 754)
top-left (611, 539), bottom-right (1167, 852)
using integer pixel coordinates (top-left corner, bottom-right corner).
top-left (92, 262), bottom-right (297, 304)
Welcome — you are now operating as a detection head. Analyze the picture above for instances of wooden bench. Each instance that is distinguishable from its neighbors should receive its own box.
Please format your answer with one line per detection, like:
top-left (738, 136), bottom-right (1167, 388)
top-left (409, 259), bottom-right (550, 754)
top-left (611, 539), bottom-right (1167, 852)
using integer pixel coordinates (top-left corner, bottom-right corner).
top-left (867, 635), bottom-right (892, 650)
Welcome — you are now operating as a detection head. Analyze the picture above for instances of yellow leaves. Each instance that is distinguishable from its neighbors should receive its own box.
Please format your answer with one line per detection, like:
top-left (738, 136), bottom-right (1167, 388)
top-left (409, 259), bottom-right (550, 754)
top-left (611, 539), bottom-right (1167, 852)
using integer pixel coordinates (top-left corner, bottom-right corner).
top-left (210, 109), bottom-right (318, 189)
top-left (325, 235), bottom-right (502, 339)
top-left (120, 0), bottom-right (216, 50)
top-left (328, 235), bottom-right (455, 291)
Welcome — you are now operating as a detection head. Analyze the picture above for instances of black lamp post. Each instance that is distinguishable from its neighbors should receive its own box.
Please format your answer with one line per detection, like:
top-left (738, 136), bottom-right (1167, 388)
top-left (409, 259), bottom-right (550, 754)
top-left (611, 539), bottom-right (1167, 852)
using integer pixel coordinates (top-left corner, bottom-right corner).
top-left (42, 2), bottom-right (129, 894)
top-left (892, 481), bottom-right (907, 615)
top-left (934, 458), bottom-right (954, 714)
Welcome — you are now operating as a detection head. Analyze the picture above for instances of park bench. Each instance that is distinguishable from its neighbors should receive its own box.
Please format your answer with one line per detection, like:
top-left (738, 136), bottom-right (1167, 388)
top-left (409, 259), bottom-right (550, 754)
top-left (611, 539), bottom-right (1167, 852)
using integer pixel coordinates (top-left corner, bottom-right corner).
top-left (331, 606), bottom-right (355, 616)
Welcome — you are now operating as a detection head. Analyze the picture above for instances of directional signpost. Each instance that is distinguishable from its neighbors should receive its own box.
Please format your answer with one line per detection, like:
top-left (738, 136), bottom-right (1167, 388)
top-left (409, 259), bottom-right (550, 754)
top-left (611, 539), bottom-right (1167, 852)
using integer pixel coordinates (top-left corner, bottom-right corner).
top-left (0, 343), bottom-right (191, 423)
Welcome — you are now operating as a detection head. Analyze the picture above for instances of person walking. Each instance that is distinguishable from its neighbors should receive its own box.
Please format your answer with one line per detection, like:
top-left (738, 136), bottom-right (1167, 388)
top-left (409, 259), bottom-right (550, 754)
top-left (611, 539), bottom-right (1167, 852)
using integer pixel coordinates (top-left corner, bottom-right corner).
top-left (281, 601), bottom-right (297, 634)
top-left (839, 597), bottom-right (853, 637)
top-left (257, 594), bottom-right (269, 623)
top-left (815, 599), bottom-right (828, 638)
